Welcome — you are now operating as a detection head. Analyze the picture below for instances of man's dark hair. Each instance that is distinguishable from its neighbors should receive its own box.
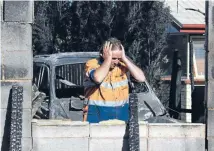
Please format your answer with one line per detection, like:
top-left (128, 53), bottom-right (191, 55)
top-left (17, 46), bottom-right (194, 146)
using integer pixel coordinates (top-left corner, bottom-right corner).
top-left (99, 37), bottom-right (122, 54)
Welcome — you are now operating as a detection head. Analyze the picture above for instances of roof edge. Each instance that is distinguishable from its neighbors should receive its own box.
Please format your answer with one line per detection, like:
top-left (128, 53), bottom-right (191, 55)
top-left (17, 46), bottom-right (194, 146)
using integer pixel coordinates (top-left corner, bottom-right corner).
top-left (182, 24), bottom-right (205, 29)
top-left (171, 15), bottom-right (183, 28)
top-left (180, 29), bottom-right (205, 34)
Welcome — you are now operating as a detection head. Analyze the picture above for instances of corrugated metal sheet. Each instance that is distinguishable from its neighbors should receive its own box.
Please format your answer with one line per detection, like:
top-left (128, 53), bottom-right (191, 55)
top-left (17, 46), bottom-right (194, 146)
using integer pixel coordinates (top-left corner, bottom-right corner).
top-left (165, 0), bottom-right (205, 25)
top-left (55, 63), bottom-right (85, 88)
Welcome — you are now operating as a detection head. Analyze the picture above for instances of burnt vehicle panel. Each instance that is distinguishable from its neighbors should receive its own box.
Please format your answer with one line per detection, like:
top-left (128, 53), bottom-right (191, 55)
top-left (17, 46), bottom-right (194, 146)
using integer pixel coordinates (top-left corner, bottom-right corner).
top-left (32, 52), bottom-right (181, 123)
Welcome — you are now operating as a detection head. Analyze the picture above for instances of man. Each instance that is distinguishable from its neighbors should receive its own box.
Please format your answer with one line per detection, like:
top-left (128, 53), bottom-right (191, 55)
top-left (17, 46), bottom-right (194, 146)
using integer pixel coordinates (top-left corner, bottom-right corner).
top-left (83, 37), bottom-right (145, 123)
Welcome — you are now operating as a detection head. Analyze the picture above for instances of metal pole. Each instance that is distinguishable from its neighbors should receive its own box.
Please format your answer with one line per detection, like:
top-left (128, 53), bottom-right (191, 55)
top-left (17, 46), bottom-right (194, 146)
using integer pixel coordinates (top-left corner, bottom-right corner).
top-left (189, 41), bottom-right (195, 93)
top-left (169, 49), bottom-right (182, 118)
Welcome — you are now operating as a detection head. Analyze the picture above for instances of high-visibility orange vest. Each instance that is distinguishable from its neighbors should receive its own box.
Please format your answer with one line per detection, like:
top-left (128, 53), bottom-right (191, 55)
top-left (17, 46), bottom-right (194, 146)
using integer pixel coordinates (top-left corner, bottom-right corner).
top-left (84, 58), bottom-right (129, 107)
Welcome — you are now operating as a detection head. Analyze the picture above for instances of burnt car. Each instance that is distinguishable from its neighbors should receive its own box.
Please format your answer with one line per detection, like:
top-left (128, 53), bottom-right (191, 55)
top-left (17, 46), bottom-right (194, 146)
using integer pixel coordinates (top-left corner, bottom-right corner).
top-left (32, 52), bottom-right (181, 123)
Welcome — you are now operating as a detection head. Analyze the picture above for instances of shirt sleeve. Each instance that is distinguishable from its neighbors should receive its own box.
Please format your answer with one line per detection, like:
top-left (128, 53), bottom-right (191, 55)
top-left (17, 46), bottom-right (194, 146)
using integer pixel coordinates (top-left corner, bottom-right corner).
top-left (85, 59), bottom-right (100, 82)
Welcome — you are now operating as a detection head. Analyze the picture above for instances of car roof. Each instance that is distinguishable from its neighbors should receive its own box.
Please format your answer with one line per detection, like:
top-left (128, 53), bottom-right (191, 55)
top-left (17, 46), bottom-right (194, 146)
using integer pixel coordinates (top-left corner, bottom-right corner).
top-left (33, 52), bottom-right (99, 66)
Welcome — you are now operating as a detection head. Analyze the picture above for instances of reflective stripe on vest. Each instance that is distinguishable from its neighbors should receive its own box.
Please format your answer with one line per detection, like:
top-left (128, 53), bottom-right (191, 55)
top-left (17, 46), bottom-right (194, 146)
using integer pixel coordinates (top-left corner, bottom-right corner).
top-left (101, 79), bottom-right (128, 89)
top-left (84, 79), bottom-right (128, 89)
top-left (89, 99), bottom-right (128, 107)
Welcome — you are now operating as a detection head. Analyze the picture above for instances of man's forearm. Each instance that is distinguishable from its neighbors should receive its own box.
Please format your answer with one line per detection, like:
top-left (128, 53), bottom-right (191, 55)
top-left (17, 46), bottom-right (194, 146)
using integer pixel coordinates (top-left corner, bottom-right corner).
top-left (93, 58), bottom-right (111, 83)
top-left (123, 57), bottom-right (145, 82)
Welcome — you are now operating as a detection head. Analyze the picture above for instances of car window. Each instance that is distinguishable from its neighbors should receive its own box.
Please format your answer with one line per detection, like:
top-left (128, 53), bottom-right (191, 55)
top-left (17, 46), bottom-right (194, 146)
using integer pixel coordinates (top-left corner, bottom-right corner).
top-left (134, 82), bottom-right (149, 93)
top-left (33, 64), bottom-right (50, 94)
top-left (55, 63), bottom-right (85, 98)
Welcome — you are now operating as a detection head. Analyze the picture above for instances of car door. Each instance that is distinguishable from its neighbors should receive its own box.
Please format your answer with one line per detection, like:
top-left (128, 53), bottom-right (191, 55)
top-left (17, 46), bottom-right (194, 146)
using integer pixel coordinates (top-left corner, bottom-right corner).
top-left (134, 81), bottom-right (167, 121)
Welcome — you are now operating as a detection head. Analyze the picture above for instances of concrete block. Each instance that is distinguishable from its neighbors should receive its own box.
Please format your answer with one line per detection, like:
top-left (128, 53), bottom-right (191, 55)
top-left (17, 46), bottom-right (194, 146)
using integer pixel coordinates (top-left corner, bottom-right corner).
top-left (22, 137), bottom-right (33, 151)
top-left (90, 123), bottom-right (126, 138)
top-left (0, 67), bottom-right (2, 80)
top-left (4, 1), bottom-right (33, 22)
top-left (207, 109), bottom-right (214, 137)
top-left (89, 138), bottom-right (147, 151)
top-left (1, 81), bottom-right (32, 109)
top-left (1, 109), bottom-right (32, 138)
top-left (33, 138), bottom-right (88, 151)
top-left (90, 123), bottom-right (147, 138)
top-left (32, 120), bottom-right (89, 138)
top-left (1, 22), bottom-right (32, 51)
top-left (208, 137), bottom-right (214, 151)
top-left (148, 124), bottom-right (205, 138)
top-left (148, 138), bottom-right (205, 151)
top-left (207, 53), bottom-right (214, 80)
top-left (2, 50), bottom-right (33, 79)
top-left (0, 1), bottom-right (2, 22)
top-left (207, 81), bottom-right (214, 108)
top-left (22, 109), bottom-right (32, 138)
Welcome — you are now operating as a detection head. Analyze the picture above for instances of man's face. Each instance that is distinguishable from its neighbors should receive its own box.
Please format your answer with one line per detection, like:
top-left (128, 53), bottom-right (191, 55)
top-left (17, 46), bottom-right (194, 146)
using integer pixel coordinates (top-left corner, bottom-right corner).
top-left (110, 49), bottom-right (122, 69)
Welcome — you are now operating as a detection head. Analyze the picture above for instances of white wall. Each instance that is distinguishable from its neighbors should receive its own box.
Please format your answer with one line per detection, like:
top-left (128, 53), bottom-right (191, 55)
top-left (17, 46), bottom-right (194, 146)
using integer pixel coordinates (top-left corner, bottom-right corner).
top-left (32, 120), bottom-right (205, 151)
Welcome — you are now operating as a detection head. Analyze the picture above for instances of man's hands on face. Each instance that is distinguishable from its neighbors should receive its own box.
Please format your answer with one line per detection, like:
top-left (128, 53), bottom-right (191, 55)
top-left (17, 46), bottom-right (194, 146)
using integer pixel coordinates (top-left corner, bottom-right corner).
top-left (93, 41), bottom-right (113, 83)
top-left (102, 41), bottom-right (112, 61)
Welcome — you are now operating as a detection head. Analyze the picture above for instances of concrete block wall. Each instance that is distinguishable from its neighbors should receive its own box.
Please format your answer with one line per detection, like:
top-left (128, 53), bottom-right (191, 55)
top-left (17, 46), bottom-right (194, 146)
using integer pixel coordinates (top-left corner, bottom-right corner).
top-left (32, 120), bottom-right (89, 151)
top-left (207, 1), bottom-right (214, 150)
top-left (0, 1), bottom-right (33, 151)
top-left (89, 122), bottom-right (147, 151)
top-left (32, 120), bottom-right (205, 151)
